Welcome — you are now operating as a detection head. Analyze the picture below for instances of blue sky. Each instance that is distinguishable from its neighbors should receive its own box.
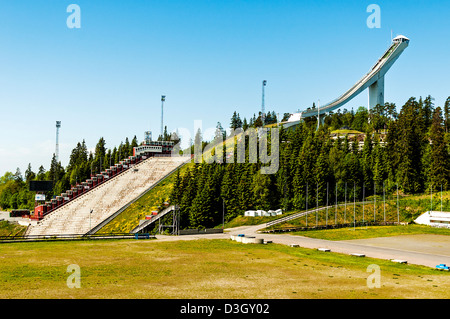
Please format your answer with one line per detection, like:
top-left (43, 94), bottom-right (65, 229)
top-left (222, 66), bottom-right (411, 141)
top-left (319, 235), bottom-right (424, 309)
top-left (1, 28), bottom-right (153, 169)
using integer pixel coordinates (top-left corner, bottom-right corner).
top-left (0, 0), bottom-right (449, 176)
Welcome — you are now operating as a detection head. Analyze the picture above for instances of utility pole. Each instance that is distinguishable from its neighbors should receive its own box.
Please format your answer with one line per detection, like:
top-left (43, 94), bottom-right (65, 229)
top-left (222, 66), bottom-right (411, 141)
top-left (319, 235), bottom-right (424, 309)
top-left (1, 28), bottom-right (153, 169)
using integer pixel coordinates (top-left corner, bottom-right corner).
top-left (397, 183), bottom-right (400, 224)
top-left (431, 184), bottom-right (433, 212)
top-left (374, 182), bottom-right (376, 223)
top-left (89, 209), bottom-right (93, 231)
top-left (316, 183), bottom-right (318, 227)
top-left (363, 184), bottom-right (365, 224)
top-left (335, 183), bottom-right (338, 225)
top-left (306, 183), bottom-right (308, 227)
top-left (383, 182), bottom-right (386, 223)
top-left (353, 182), bottom-right (356, 231)
top-left (326, 182), bottom-right (329, 227)
top-left (344, 182), bottom-right (347, 223)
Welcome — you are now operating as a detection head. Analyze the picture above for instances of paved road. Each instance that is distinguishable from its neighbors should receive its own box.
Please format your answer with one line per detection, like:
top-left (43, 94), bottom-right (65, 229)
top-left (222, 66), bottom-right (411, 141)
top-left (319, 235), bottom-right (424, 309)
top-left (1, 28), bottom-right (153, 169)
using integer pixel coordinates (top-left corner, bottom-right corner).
top-left (156, 224), bottom-right (450, 268)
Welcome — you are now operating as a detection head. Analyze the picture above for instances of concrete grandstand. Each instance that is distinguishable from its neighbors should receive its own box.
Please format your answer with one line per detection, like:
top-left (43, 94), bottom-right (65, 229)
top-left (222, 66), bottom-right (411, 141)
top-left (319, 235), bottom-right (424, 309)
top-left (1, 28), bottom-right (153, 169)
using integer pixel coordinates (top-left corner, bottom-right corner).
top-left (25, 156), bottom-right (188, 237)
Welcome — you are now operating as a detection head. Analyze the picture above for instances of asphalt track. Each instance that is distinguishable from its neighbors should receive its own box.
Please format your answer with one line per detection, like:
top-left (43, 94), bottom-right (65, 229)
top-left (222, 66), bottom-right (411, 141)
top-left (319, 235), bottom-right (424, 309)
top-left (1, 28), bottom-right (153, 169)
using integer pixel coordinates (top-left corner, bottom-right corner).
top-left (156, 224), bottom-right (450, 269)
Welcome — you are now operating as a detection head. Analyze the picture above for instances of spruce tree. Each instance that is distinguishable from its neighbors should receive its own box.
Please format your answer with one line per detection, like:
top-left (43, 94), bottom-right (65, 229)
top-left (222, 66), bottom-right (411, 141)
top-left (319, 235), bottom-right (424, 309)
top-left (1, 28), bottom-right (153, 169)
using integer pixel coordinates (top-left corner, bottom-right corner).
top-left (395, 97), bottom-right (425, 193)
top-left (361, 132), bottom-right (373, 194)
top-left (315, 150), bottom-right (330, 206)
top-left (221, 164), bottom-right (239, 219)
top-left (429, 107), bottom-right (450, 190)
top-left (252, 173), bottom-right (271, 211)
top-left (444, 96), bottom-right (450, 133)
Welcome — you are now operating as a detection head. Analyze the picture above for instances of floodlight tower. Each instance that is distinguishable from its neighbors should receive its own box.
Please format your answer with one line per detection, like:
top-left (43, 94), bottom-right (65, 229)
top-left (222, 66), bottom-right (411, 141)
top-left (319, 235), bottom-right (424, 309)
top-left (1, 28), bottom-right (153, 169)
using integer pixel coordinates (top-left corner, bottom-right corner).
top-left (161, 95), bottom-right (166, 139)
top-left (261, 80), bottom-right (267, 125)
top-left (55, 121), bottom-right (61, 162)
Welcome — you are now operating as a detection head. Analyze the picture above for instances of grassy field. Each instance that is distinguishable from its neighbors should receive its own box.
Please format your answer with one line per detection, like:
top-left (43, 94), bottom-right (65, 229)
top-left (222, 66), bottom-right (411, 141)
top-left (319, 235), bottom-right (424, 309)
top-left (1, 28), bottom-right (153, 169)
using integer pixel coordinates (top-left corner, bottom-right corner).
top-left (0, 238), bottom-right (448, 299)
top-left (0, 220), bottom-right (26, 237)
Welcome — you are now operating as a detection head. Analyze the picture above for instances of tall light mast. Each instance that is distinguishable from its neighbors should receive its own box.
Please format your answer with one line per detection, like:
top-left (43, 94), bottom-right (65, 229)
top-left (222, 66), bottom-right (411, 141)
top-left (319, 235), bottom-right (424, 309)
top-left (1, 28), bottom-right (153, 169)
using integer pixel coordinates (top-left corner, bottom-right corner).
top-left (55, 121), bottom-right (61, 162)
top-left (161, 95), bottom-right (166, 139)
top-left (261, 80), bottom-right (267, 125)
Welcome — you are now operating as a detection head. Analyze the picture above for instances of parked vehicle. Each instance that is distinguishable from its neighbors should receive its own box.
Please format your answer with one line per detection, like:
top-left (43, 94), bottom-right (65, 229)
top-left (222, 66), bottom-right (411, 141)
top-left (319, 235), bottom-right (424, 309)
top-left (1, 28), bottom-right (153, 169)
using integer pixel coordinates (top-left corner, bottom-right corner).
top-left (435, 264), bottom-right (449, 271)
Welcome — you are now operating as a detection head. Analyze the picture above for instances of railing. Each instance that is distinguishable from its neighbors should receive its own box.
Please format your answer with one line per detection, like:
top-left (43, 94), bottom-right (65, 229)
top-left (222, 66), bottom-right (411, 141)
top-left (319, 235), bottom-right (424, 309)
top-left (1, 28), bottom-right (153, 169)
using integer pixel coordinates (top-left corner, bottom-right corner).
top-left (41, 155), bottom-right (147, 218)
top-left (266, 202), bottom-right (366, 228)
top-left (0, 232), bottom-right (155, 243)
top-left (262, 221), bottom-right (408, 233)
top-left (130, 205), bottom-right (177, 234)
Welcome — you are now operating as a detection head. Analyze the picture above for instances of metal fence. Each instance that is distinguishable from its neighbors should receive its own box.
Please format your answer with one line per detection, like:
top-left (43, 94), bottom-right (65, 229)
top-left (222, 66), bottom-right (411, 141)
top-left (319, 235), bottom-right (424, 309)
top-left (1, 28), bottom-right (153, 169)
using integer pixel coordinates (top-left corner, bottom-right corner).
top-left (0, 232), bottom-right (155, 243)
top-left (262, 221), bottom-right (408, 233)
top-left (178, 228), bottom-right (224, 236)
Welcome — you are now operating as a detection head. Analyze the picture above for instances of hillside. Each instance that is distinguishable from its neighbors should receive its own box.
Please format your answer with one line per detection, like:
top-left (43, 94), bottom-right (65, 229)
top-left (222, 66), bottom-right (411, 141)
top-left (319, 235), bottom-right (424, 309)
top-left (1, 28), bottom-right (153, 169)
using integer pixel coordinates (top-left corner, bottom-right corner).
top-left (97, 161), bottom-right (192, 234)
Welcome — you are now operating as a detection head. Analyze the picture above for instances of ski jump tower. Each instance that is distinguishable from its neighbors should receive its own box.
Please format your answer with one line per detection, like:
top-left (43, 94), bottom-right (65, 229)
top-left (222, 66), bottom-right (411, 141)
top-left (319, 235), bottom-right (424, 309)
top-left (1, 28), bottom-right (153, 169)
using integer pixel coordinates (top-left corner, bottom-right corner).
top-left (283, 35), bottom-right (410, 128)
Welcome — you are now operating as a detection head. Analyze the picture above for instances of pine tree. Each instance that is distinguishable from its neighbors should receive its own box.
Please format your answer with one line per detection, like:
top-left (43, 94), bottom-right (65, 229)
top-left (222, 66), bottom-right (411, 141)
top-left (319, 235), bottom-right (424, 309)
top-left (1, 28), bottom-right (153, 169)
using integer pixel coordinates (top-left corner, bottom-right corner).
top-left (300, 135), bottom-right (317, 208)
top-left (124, 137), bottom-right (131, 157)
top-left (221, 164), bottom-right (239, 220)
top-left (49, 154), bottom-right (60, 183)
top-left (170, 169), bottom-right (183, 205)
top-left (329, 138), bottom-right (344, 195)
top-left (315, 150), bottom-right (330, 206)
top-left (236, 163), bottom-right (254, 212)
top-left (189, 164), bottom-right (222, 228)
top-left (131, 136), bottom-right (139, 150)
top-left (36, 166), bottom-right (46, 181)
top-left (95, 138), bottom-right (107, 161)
top-left (361, 133), bottom-right (373, 193)
top-left (251, 173), bottom-right (271, 210)
top-left (421, 95), bottom-right (435, 129)
top-left (242, 118), bottom-right (249, 131)
top-left (395, 97), bottom-right (425, 193)
top-left (429, 107), bottom-right (450, 190)
top-left (230, 111), bottom-right (243, 130)
top-left (14, 168), bottom-right (23, 182)
top-left (291, 156), bottom-right (304, 210)
top-left (444, 96), bottom-right (450, 133)
top-left (372, 136), bottom-right (383, 192)
top-left (25, 163), bottom-right (35, 183)
top-left (178, 165), bottom-right (198, 228)
top-left (276, 129), bottom-right (294, 211)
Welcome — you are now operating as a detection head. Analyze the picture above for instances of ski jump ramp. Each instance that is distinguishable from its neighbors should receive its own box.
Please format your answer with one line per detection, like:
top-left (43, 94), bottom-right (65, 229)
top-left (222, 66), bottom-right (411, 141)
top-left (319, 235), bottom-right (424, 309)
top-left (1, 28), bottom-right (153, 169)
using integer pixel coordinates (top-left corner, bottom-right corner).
top-left (282, 35), bottom-right (409, 128)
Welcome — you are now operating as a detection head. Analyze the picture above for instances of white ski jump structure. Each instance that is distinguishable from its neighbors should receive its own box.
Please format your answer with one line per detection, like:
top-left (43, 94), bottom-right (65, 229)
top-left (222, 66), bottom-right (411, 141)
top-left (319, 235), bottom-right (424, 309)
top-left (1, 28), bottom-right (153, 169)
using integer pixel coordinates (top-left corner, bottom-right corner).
top-left (283, 35), bottom-right (410, 128)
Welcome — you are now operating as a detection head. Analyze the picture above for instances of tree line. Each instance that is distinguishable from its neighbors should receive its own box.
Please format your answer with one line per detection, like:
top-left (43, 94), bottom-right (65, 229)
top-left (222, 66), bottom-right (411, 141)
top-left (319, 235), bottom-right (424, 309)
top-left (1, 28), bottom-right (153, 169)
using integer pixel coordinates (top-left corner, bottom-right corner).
top-left (170, 96), bottom-right (450, 229)
top-left (0, 136), bottom-right (140, 211)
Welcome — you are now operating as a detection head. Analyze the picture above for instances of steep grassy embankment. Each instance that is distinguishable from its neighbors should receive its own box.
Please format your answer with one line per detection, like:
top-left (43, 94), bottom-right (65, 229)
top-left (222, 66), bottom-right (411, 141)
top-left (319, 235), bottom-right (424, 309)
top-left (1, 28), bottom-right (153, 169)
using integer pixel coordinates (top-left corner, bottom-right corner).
top-left (97, 162), bottom-right (192, 234)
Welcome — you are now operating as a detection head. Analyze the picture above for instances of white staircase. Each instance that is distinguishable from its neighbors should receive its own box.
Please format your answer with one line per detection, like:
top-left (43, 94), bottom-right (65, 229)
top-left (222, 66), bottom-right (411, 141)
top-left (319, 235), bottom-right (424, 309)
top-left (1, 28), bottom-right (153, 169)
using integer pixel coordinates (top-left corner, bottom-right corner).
top-left (26, 156), bottom-right (187, 236)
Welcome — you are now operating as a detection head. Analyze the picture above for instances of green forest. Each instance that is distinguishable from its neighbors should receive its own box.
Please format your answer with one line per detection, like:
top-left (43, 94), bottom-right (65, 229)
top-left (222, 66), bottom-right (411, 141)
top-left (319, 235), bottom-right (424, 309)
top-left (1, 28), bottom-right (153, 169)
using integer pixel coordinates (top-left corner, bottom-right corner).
top-left (170, 96), bottom-right (450, 229)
